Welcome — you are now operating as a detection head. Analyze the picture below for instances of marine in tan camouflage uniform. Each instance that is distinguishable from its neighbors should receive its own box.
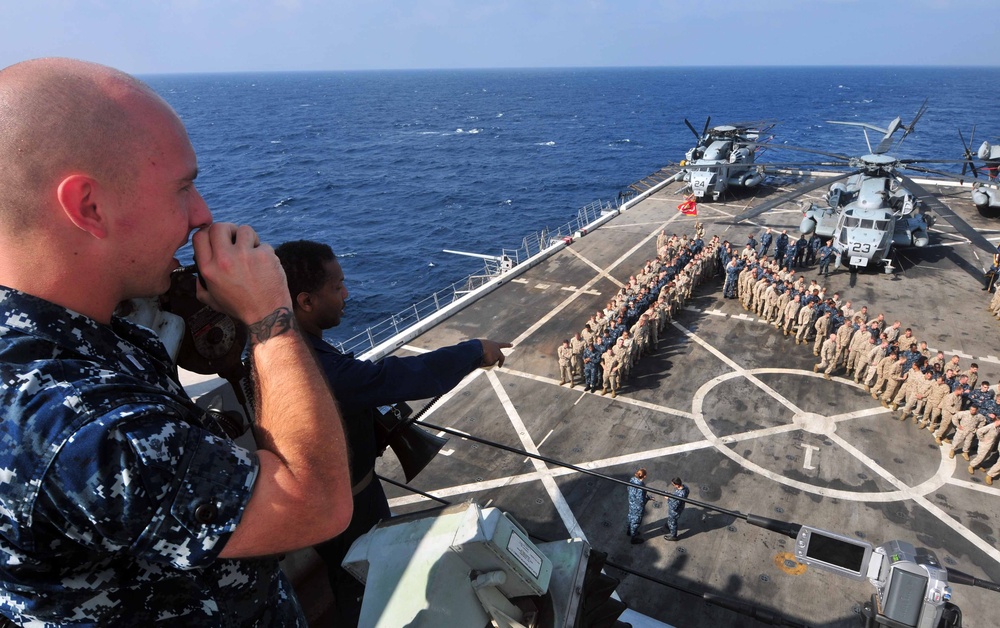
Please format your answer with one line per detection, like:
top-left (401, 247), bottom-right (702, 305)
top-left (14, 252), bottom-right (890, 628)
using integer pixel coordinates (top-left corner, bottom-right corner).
top-left (813, 333), bottom-right (838, 380)
top-left (948, 406), bottom-right (985, 460)
top-left (558, 340), bottom-right (574, 386)
top-left (968, 416), bottom-right (1000, 475)
top-left (812, 311), bottom-right (832, 356)
top-left (795, 302), bottom-right (815, 345)
top-left (570, 332), bottom-right (586, 379)
top-left (933, 386), bottom-right (967, 442)
top-left (918, 375), bottom-right (952, 431)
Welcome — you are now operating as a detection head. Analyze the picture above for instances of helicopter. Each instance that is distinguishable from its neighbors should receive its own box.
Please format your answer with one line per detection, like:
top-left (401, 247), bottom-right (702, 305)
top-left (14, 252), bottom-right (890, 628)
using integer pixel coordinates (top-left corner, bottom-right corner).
top-left (730, 100), bottom-right (997, 274)
top-left (959, 126), bottom-right (1000, 214)
top-left (679, 117), bottom-right (775, 201)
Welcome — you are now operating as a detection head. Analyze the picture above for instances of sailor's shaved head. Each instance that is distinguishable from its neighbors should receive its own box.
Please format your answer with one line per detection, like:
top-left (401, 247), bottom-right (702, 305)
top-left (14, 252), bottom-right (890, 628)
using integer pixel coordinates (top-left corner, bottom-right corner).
top-left (0, 58), bottom-right (173, 231)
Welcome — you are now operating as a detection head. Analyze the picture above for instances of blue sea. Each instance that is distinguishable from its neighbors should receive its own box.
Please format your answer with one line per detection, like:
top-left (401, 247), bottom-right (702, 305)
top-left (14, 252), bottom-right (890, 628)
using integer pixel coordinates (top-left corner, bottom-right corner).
top-left (144, 67), bottom-right (999, 345)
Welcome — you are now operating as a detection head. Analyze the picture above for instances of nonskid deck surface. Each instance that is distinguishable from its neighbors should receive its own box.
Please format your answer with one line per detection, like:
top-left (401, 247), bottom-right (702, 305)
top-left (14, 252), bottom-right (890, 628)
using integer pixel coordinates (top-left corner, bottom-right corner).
top-left (375, 175), bottom-right (1000, 627)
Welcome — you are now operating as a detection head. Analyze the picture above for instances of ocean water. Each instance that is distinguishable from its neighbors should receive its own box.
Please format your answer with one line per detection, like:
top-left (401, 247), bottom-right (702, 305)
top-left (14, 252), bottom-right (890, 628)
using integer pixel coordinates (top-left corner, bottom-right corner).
top-left (144, 67), bottom-right (999, 344)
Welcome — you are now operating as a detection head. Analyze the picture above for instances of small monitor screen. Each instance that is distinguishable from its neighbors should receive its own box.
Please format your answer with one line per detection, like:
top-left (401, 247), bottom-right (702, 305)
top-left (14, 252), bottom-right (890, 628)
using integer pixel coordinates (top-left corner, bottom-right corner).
top-left (805, 532), bottom-right (868, 573)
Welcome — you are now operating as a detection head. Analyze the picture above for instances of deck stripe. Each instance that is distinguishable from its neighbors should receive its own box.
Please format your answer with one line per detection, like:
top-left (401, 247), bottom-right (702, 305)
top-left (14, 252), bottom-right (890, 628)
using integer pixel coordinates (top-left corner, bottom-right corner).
top-left (510, 211), bottom-right (685, 347)
top-left (487, 370), bottom-right (587, 540)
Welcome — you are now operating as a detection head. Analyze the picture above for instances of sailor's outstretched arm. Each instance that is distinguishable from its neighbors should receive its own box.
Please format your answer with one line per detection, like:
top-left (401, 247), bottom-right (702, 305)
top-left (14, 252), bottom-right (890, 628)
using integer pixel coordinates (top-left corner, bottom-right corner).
top-left (194, 223), bottom-right (353, 558)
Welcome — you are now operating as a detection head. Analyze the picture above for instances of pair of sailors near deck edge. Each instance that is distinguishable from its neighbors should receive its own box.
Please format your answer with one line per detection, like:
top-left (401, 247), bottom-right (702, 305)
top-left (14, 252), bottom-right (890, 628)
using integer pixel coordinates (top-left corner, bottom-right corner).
top-left (275, 240), bottom-right (510, 626)
top-left (627, 470), bottom-right (689, 543)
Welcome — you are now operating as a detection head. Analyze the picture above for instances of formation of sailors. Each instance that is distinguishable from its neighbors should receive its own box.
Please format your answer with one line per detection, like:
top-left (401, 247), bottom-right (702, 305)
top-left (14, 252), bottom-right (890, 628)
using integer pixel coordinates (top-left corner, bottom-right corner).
top-left (558, 227), bottom-right (721, 397)
top-left (727, 229), bottom-right (1000, 485)
top-left (557, 223), bottom-right (1000, 486)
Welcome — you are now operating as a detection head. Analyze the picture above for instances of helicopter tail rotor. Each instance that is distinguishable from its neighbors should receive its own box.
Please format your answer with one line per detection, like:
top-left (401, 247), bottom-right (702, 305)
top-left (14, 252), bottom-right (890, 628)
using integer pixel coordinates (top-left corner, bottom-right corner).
top-left (868, 98), bottom-right (929, 154)
top-left (904, 98), bottom-right (929, 136)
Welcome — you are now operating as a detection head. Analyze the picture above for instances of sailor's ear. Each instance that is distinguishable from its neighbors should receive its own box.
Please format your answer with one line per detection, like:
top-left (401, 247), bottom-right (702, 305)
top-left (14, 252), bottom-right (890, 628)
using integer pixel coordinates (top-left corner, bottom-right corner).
top-left (295, 290), bottom-right (313, 312)
top-left (56, 174), bottom-right (109, 239)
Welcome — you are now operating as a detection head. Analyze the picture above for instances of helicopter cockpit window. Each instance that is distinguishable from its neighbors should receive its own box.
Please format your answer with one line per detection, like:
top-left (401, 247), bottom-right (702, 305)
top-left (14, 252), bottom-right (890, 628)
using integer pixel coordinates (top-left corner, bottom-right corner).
top-left (876, 220), bottom-right (889, 230)
top-left (843, 217), bottom-right (861, 228)
top-left (860, 219), bottom-right (875, 229)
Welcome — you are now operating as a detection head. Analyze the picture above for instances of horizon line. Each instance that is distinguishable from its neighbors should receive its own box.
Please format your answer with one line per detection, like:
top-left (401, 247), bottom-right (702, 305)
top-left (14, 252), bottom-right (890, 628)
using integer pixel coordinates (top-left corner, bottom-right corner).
top-left (136, 63), bottom-right (1000, 77)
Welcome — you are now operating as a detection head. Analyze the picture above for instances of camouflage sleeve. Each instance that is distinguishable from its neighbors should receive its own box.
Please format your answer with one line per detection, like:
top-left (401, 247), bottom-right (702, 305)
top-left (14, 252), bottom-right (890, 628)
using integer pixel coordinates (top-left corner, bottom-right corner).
top-left (36, 403), bottom-right (258, 570)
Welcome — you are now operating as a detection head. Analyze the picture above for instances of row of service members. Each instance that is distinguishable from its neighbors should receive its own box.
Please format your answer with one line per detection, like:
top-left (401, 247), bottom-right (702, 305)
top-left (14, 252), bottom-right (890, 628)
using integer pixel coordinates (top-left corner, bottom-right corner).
top-left (730, 255), bottom-right (1000, 484)
top-left (558, 233), bottom-right (723, 397)
top-left (742, 228), bottom-right (835, 272)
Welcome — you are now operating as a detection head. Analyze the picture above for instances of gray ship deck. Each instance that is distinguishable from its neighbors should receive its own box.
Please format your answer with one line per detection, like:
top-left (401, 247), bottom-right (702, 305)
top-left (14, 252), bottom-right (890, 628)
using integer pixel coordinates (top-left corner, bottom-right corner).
top-left (372, 173), bottom-right (1000, 627)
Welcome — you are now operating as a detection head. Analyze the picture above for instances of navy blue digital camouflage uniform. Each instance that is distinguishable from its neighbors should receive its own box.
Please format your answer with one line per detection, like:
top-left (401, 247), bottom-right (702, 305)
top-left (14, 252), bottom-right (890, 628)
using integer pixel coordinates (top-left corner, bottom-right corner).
top-left (758, 231), bottom-right (773, 256)
top-left (665, 483), bottom-right (690, 539)
top-left (626, 476), bottom-right (649, 537)
top-left (0, 287), bottom-right (303, 626)
top-left (818, 244), bottom-right (834, 276)
top-left (584, 344), bottom-right (601, 390)
top-left (775, 232), bottom-right (789, 262)
top-left (806, 234), bottom-right (822, 265)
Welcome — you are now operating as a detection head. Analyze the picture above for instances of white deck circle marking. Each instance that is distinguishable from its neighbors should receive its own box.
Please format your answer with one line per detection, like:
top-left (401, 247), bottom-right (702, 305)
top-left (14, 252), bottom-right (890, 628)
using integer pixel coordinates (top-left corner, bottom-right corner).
top-left (692, 368), bottom-right (952, 502)
top-left (792, 412), bottom-right (835, 435)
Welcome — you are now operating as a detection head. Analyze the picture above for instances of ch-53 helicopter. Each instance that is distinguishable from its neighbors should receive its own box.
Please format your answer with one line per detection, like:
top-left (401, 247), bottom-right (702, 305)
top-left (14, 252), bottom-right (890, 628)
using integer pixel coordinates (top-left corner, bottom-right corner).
top-left (959, 126), bottom-right (1000, 213)
top-left (730, 100), bottom-right (997, 274)
top-left (678, 117), bottom-right (775, 201)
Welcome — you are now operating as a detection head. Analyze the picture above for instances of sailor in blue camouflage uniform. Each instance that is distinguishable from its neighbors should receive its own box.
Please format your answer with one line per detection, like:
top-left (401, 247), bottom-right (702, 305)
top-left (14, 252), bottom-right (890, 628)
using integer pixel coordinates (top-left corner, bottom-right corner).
top-left (0, 59), bottom-right (354, 626)
top-left (584, 341), bottom-right (602, 392)
top-left (758, 228), bottom-right (774, 257)
top-left (783, 241), bottom-right (797, 270)
top-left (625, 468), bottom-right (652, 544)
top-left (723, 257), bottom-right (741, 299)
top-left (806, 233), bottom-right (822, 266)
top-left (774, 230), bottom-right (789, 263)
top-left (0, 289), bottom-right (296, 625)
top-left (818, 240), bottom-right (835, 276)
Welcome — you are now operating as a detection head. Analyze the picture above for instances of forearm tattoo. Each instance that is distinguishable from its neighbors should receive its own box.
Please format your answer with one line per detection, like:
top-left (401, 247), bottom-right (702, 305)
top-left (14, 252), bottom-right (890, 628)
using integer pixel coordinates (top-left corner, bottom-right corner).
top-left (247, 307), bottom-right (298, 346)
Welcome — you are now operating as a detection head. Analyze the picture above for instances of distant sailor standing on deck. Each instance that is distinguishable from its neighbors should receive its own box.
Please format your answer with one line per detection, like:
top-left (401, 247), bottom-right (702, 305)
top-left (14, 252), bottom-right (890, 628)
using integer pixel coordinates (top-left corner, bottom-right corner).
top-left (558, 339), bottom-right (574, 386)
top-left (818, 240), bottom-right (834, 277)
top-left (775, 229), bottom-right (789, 262)
top-left (0, 58), bottom-right (356, 626)
top-left (570, 331), bottom-right (586, 381)
top-left (664, 477), bottom-right (690, 541)
top-left (759, 227), bottom-right (773, 257)
top-left (626, 468), bottom-right (653, 544)
top-left (276, 240), bottom-right (510, 627)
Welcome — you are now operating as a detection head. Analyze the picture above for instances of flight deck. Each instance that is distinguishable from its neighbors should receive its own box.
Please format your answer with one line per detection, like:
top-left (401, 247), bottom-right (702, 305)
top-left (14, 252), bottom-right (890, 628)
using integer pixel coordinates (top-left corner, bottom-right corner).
top-left (372, 173), bottom-right (1000, 627)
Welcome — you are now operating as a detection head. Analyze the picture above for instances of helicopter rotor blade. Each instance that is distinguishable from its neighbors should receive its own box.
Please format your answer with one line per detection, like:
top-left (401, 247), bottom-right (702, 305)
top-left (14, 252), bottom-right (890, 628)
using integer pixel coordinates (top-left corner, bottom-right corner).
top-left (729, 171), bottom-right (857, 223)
top-left (895, 172), bottom-right (997, 257)
top-left (959, 126), bottom-right (980, 179)
top-left (902, 164), bottom-right (963, 179)
top-left (905, 98), bottom-right (929, 135)
top-left (746, 142), bottom-right (852, 162)
top-left (684, 118), bottom-right (700, 140)
top-left (902, 165), bottom-right (956, 179)
top-left (702, 116), bottom-right (712, 137)
top-left (683, 161), bottom-right (851, 171)
top-left (959, 127), bottom-right (970, 178)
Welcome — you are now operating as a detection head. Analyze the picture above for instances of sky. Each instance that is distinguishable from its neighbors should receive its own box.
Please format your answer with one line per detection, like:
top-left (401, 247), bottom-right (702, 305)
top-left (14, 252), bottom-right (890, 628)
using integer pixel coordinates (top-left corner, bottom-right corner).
top-left (0, 0), bottom-right (994, 74)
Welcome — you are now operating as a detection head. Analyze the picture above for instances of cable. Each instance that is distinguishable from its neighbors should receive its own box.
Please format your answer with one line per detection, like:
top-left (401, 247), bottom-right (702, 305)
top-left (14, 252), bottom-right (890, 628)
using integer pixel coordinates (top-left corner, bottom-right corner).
top-left (375, 470), bottom-right (809, 627)
top-left (415, 417), bottom-right (799, 538)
